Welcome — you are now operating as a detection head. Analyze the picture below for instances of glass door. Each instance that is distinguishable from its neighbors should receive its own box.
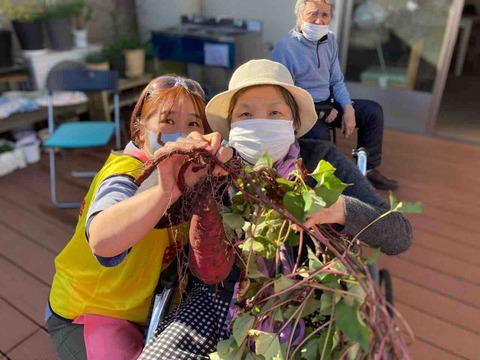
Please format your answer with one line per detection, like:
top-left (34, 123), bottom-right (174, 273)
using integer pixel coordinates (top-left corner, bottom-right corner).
top-left (336, 0), bottom-right (464, 134)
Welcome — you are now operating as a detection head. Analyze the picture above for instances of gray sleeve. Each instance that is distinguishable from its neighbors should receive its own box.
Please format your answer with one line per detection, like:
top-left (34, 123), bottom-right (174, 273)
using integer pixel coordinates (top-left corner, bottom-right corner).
top-left (324, 146), bottom-right (412, 255)
top-left (85, 175), bottom-right (138, 267)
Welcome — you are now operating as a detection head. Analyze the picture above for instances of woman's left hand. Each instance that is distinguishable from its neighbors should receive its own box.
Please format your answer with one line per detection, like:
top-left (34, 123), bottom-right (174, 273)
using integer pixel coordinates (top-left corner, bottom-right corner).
top-left (292, 196), bottom-right (346, 230)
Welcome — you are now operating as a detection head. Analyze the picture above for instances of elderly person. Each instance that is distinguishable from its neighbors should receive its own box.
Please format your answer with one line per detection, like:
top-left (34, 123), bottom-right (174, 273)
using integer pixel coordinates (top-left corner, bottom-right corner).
top-left (140, 59), bottom-right (412, 360)
top-left (206, 59), bottom-right (411, 254)
top-left (271, 0), bottom-right (398, 191)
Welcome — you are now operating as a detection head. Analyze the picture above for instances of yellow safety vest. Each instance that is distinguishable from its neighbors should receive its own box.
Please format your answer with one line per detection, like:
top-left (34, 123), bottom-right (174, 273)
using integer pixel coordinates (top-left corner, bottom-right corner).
top-left (49, 151), bottom-right (187, 325)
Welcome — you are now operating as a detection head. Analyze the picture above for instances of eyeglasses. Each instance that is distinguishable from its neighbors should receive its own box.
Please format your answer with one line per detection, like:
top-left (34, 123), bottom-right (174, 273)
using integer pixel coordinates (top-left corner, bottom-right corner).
top-left (146, 75), bottom-right (205, 99)
top-left (136, 75), bottom-right (205, 119)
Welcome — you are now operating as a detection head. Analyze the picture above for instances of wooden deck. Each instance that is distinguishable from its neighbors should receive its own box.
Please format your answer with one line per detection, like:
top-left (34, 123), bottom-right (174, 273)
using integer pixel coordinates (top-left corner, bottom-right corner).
top-left (0, 129), bottom-right (479, 359)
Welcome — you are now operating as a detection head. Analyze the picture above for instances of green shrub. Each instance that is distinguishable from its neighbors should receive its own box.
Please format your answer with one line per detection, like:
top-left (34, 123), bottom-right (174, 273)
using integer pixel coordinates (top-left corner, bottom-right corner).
top-left (1, 0), bottom-right (44, 22)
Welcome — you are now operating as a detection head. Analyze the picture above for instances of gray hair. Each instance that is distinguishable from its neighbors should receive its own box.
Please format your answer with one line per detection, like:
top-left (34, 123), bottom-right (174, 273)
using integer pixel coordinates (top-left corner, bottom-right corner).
top-left (294, 0), bottom-right (333, 17)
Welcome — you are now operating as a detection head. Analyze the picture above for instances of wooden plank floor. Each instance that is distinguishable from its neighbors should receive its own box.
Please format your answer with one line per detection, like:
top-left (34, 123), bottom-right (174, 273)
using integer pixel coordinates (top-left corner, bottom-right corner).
top-left (1, 129), bottom-right (479, 359)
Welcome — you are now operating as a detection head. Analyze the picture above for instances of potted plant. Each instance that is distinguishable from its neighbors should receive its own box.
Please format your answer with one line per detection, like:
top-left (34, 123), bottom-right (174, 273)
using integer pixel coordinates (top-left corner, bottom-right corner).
top-left (71, 0), bottom-right (92, 48)
top-left (121, 34), bottom-right (146, 78)
top-left (85, 51), bottom-right (109, 71)
top-left (0, 28), bottom-right (14, 67)
top-left (44, 0), bottom-right (77, 50)
top-left (103, 35), bottom-right (145, 79)
top-left (1, 0), bottom-right (45, 50)
top-left (103, 37), bottom-right (127, 78)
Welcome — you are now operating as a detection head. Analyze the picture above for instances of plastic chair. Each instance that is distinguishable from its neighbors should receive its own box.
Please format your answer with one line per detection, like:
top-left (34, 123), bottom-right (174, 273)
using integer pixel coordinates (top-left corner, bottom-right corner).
top-left (43, 69), bottom-right (121, 208)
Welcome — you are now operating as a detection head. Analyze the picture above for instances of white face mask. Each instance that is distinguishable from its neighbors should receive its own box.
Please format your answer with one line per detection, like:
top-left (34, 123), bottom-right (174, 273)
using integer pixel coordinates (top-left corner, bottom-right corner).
top-left (301, 22), bottom-right (329, 42)
top-left (228, 119), bottom-right (295, 165)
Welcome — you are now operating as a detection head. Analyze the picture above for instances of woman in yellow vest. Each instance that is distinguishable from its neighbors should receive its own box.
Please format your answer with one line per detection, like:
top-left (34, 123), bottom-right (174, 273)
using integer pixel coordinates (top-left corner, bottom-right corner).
top-left (46, 75), bottom-right (233, 360)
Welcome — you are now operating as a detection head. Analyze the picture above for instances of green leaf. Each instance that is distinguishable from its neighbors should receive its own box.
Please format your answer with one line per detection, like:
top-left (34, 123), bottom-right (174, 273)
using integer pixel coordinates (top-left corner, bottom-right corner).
top-left (216, 337), bottom-right (238, 356)
top-left (223, 212), bottom-right (246, 230)
top-left (390, 192), bottom-right (423, 213)
top-left (274, 276), bottom-right (297, 299)
top-left (300, 336), bottom-right (320, 360)
top-left (302, 190), bottom-right (326, 215)
top-left (322, 274), bottom-right (341, 290)
top-left (307, 247), bottom-right (328, 282)
top-left (348, 285), bottom-right (366, 304)
top-left (365, 248), bottom-right (381, 265)
top-left (277, 177), bottom-right (295, 192)
top-left (245, 353), bottom-right (264, 360)
top-left (335, 299), bottom-right (371, 351)
top-left (317, 327), bottom-right (336, 359)
top-left (310, 160), bottom-right (336, 183)
top-left (233, 314), bottom-right (255, 346)
top-left (254, 151), bottom-right (273, 168)
top-left (320, 292), bottom-right (333, 315)
top-left (301, 297), bottom-right (323, 318)
top-left (273, 308), bottom-right (284, 323)
top-left (286, 229), bottom-right (300, 247)
top-left (314, 172), bottom-right (348, 208)
top-left (396, 201), bottom-right (423, 214)
top-left (283, 191), bottom-right (306, 222)
top-left (247, 258), bottom-right (269, 280)
top-left (241, 236), bottom-right (277, 259)
top-left (250, 330), bottom-right (284, 360)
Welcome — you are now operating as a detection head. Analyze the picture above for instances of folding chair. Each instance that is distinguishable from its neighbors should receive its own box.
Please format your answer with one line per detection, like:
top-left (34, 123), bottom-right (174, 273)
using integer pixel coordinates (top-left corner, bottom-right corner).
top-left (43, 69), bottom-right (121, 208)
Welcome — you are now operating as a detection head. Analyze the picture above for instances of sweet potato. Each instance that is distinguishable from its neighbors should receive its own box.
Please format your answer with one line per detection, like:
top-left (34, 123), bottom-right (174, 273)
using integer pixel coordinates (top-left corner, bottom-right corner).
top-left (188, 192), bottom-right (234, 285)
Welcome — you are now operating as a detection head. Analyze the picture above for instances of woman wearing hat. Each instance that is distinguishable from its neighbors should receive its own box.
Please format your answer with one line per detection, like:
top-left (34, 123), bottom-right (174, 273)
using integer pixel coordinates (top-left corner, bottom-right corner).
top-left (205, 59), bottom-right (412, 254)
top-left (140, 60), bottom-right (412, 360)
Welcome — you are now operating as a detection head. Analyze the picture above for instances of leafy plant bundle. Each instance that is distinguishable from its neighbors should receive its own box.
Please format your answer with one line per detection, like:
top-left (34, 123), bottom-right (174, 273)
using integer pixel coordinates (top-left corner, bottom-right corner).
top-left (135, 148), bottom-right (415, 360)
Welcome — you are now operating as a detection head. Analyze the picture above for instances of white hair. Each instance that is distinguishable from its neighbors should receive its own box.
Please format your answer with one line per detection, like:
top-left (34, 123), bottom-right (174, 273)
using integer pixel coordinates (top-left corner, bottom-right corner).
top-left (294, 0), bottom-right (333, 17)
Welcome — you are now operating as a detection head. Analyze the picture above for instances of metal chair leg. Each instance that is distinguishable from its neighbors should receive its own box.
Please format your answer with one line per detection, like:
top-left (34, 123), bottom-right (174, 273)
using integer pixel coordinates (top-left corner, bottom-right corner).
top-left (48, 148), bottom-right (82, 209)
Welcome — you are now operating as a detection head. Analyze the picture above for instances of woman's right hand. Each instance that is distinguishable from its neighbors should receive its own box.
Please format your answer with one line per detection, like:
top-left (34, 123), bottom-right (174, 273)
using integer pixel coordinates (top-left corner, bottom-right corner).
top-left (154, 131), bottom-right (229, 196)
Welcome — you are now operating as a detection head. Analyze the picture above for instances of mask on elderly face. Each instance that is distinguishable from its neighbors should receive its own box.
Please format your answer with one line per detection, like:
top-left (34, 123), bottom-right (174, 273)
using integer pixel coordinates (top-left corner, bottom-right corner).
top-left (301, 22), bottom-right (329, 42)
top-left (147, 131), bottom-right (187, 157)
top-left (228, 119), bottom-right (295, 165)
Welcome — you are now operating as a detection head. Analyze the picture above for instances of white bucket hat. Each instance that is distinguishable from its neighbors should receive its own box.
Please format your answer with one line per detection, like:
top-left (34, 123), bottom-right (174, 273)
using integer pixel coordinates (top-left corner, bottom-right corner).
top-left (205, 59), bottom-right (317, 139)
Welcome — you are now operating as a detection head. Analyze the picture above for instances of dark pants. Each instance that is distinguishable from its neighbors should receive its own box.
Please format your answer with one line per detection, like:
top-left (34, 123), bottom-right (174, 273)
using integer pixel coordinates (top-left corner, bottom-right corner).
top-left (302, 99), bottom-right (384, 170)
top-left (47, 314), bottom-right (87, 360)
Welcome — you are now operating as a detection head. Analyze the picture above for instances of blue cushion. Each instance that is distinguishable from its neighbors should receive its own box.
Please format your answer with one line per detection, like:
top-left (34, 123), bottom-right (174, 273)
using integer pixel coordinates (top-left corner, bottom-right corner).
top-left (43, 121), bottom-right (115, 148)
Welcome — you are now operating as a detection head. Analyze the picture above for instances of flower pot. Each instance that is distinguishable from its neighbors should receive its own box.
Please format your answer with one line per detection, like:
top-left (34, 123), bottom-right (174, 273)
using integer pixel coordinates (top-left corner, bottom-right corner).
top-left (87, 62), bottom-right (110, 71)
top-left (73, 29), bottom-right (88, 49)
top-left (16, 138), bottom-right (41, 164)
top-left (12, 19), bottom-right (45, 50)
top-left (45, 18), bottom-right (73, 51)
top-left (124, 48), bottom-right (145, 78)
top-left (0, 30), bottom-right (14, 67)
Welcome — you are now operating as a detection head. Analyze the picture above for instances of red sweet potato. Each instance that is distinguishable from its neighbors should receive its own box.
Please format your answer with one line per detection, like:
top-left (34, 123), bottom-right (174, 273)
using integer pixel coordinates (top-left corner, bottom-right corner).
top-left (188, 192), bottom-right (235, 285)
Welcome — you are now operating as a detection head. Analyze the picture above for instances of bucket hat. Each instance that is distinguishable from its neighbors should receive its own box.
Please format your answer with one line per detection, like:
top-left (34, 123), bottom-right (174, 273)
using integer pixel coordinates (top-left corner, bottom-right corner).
top-left (206, 59), bottom-right (317, 139)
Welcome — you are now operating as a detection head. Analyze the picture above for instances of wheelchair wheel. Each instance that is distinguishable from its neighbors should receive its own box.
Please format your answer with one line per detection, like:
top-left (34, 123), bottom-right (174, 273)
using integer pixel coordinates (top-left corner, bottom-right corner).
top-left (379, 269), bottom-right (394, 318)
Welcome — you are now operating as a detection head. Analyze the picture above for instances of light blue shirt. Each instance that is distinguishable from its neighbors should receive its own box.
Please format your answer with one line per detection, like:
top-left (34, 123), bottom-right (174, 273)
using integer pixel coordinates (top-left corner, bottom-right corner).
top-left (270, 29), bottom-right (353, 107)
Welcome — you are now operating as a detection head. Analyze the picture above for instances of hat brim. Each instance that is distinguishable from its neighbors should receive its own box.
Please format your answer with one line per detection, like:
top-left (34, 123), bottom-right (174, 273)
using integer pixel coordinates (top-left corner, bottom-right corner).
top-left (206, 82), bottom-right (317, 140)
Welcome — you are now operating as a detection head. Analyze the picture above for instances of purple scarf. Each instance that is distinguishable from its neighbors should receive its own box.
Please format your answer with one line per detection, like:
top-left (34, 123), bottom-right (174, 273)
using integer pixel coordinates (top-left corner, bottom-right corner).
top-left (274, 141), bottom-right (301, 179)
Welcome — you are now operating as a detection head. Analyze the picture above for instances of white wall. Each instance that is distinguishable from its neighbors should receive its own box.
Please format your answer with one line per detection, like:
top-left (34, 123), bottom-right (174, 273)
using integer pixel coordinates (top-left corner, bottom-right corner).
top-left (135, 0), bottom-right (201, 42)
top-left (200, 0), bottom-right (295, 53)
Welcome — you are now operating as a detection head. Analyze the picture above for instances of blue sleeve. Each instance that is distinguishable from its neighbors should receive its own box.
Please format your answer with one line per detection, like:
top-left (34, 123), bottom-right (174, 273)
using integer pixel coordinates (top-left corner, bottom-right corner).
top-left (270, 39), bottom-right (296, 78)
top-left (85, 175), bottom-right (138, 267)
top-left (328, 35), bottom-right (352, 107)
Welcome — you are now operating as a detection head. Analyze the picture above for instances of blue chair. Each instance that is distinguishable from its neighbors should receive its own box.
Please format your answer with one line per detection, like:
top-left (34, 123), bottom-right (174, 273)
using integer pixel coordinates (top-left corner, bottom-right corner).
top-left (44, 69), bottom-right (121, 208)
